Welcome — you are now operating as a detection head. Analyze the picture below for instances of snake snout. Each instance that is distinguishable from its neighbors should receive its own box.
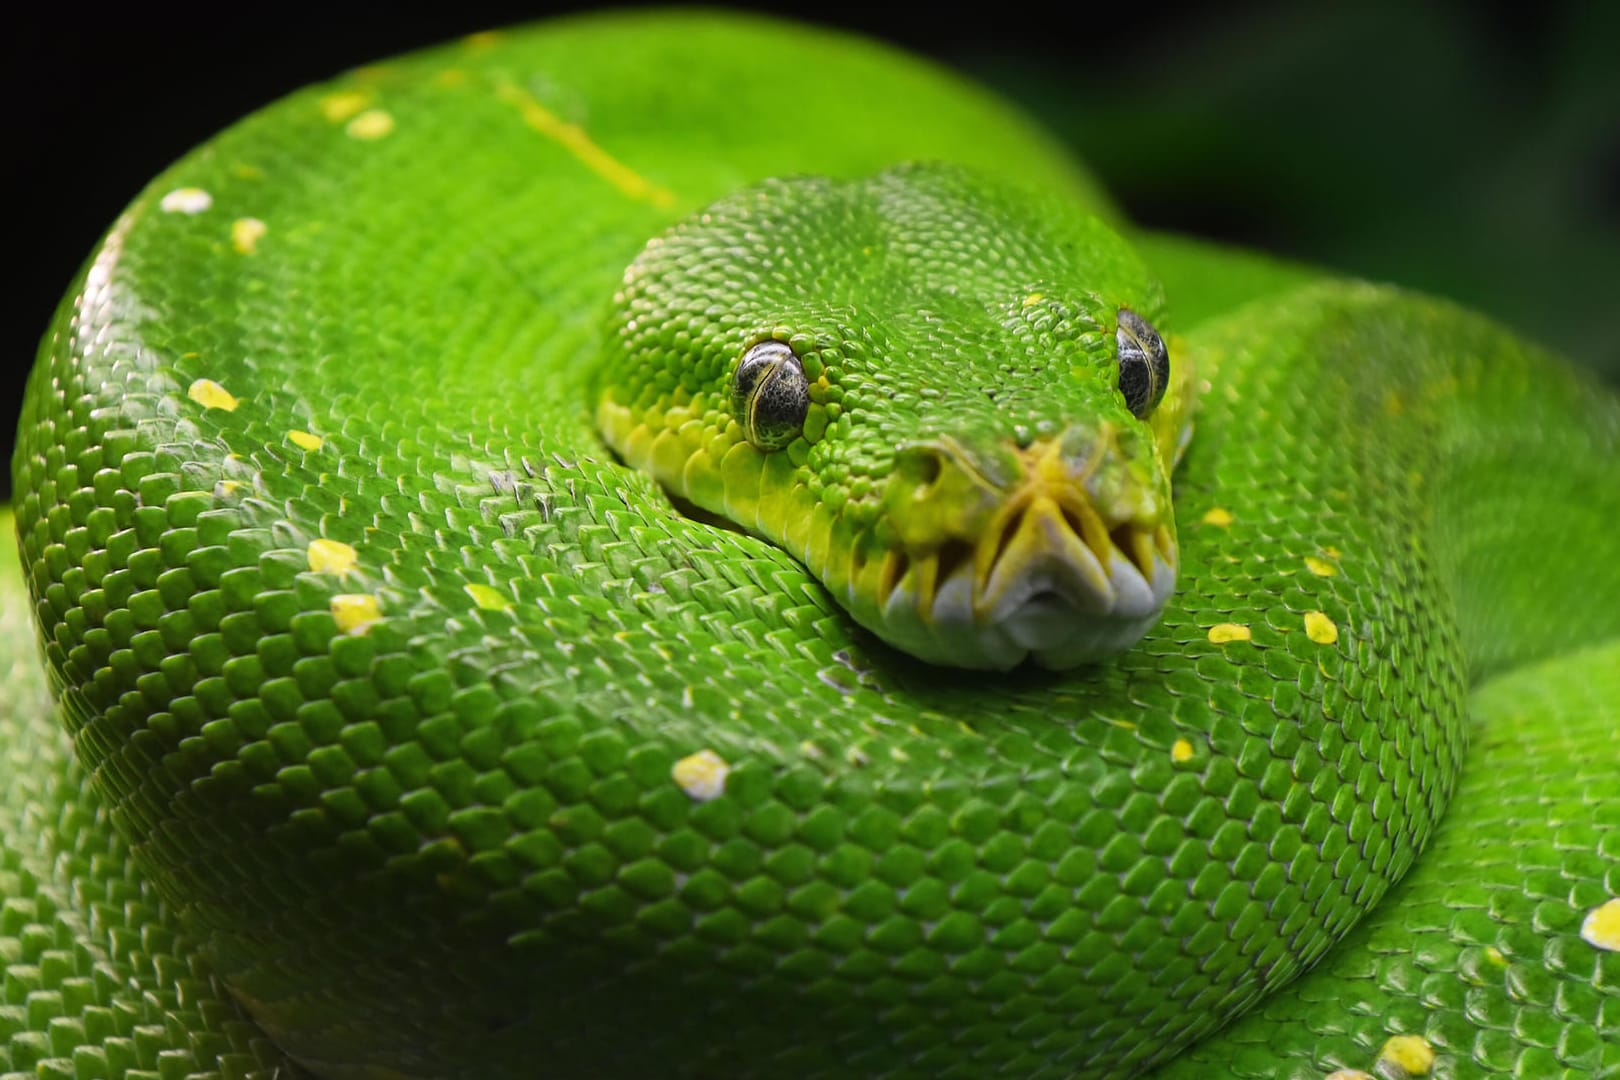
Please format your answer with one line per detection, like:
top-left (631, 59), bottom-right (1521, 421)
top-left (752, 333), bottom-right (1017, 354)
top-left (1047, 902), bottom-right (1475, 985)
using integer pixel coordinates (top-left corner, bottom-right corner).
top-left (960, 481), bottom-right (1176, 669)
top-left (975, 493), bottom-right (1172, 621)
top-left (864, 430), bottom-right (1176, 670)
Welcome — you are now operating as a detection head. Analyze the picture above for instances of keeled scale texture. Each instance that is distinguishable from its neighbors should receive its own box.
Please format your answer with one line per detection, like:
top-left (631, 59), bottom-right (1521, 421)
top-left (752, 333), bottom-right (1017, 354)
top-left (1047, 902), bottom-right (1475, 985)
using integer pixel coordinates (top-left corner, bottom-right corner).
top-left (1156, 640), bottom-right (1620, 1078)
top-left (7, 11), bottom-right (1620, 1079)
top-left (0, 511), bottom-right (302, 1079)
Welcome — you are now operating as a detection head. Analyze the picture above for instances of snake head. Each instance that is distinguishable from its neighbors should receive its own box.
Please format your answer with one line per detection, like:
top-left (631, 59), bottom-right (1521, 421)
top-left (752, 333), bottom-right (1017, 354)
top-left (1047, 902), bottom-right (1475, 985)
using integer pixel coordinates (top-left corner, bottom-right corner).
top-left (596, 163), bottom-right (1188, 670)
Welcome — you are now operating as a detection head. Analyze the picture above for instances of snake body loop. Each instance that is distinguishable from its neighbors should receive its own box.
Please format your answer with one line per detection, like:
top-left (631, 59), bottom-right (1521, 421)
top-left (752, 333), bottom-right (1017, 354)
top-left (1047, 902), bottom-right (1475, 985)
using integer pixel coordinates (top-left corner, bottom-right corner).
top-left (5, 12), bottom-right (1620, 1080)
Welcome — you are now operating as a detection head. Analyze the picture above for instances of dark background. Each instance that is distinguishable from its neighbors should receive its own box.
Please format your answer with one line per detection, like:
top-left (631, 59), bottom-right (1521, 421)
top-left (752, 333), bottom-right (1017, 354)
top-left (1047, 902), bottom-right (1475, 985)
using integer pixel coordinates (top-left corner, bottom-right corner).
top-left (8, 2), bottom-right (1617, 502)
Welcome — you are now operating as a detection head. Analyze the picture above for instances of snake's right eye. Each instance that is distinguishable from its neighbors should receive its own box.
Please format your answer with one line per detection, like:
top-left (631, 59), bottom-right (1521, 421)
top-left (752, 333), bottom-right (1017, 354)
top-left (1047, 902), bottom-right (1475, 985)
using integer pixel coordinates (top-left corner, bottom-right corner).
top-left (1116, 309), bottom-right (1169, 420)
top-left (733, 341), bottom-right (809, 451)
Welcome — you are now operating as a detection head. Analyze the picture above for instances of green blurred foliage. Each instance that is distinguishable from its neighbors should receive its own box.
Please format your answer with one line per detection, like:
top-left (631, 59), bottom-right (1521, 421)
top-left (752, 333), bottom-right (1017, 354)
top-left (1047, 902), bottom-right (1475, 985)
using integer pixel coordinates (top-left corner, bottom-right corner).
top-left (958, 3), bottom-right (1619, 377)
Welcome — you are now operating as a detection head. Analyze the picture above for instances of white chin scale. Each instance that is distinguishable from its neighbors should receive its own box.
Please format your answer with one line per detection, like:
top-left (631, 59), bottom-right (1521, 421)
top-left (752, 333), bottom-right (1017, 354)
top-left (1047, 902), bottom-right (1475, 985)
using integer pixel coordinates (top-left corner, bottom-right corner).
top-left (873, 536), bottom-right (1176, 671)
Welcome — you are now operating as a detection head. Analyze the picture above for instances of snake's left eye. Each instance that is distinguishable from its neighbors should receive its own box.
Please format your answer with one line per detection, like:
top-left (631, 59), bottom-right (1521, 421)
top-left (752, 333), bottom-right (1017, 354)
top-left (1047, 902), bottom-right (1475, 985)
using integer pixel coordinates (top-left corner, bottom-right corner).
top-left (1116, 309), bottom-right (1169, 420)
top-left (733, 341), bottom-right (809, 451)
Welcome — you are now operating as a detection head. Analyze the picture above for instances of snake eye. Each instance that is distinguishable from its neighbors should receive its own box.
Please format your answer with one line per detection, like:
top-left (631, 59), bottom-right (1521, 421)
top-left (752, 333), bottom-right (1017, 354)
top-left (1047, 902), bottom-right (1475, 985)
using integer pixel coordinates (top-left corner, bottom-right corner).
top-left (733, 341), bottom-right (809, 451)
top-left (1116, 309), bottom-right (1169, 420)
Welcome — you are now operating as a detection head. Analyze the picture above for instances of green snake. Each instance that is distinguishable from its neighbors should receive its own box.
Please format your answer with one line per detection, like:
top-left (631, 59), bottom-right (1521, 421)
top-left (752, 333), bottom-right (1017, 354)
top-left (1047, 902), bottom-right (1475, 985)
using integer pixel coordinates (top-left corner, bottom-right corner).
top-left (5, 11), bottom-right (1619, 1079)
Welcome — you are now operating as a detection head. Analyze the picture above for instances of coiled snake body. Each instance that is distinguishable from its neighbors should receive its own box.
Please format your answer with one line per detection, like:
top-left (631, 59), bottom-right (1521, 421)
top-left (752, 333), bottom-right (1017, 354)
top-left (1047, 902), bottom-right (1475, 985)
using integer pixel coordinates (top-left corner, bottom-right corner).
top-left (5, 12), bottom-right (1619, 1079)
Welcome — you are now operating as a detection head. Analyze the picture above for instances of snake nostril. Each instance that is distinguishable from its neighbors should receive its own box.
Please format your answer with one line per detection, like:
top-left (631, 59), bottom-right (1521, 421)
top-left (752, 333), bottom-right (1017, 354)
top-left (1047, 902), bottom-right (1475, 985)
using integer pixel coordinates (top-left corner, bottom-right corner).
top-left (894, 445), bottom-right (945, 488)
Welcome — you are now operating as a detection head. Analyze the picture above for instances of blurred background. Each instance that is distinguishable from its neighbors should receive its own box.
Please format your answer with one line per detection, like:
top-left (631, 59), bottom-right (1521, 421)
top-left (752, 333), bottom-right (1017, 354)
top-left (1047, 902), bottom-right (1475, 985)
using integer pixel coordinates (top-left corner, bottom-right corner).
top-left (7, 2), bottom-right (1617, 501)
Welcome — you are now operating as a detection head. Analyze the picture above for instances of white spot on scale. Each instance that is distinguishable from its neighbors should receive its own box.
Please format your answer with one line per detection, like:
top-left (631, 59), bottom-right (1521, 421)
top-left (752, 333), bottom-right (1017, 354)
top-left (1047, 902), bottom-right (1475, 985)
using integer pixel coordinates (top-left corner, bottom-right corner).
top-left (232, 217), bottom-right (268, 254)
top-left (346, 109), bottom-right (395, 140)
top-left (1582, 898), bottom-right (1620, 951)
top-left (161, 187), bottom-right (213, 214)
top-left (672, 749), bottom-right (729, 802)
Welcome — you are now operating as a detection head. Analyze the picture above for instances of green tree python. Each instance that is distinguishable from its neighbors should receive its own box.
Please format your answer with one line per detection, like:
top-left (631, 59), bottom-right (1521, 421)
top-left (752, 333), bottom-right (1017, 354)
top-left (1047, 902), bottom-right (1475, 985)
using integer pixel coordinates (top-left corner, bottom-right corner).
top-left (4, 11), bottom-right (1619, 1079)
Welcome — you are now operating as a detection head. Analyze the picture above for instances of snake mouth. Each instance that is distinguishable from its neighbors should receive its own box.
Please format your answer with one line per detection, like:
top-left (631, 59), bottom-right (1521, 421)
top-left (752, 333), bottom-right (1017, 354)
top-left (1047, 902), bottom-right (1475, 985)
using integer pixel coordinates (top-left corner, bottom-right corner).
top-left (870, 493), bottom-right (1176, 670)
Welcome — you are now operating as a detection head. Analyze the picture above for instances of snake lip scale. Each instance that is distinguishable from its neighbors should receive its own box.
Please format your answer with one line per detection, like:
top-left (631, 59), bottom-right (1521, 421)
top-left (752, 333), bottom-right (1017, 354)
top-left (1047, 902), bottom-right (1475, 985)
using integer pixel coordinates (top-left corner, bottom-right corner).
top-left (869, 487), bottom-right (1176, 672)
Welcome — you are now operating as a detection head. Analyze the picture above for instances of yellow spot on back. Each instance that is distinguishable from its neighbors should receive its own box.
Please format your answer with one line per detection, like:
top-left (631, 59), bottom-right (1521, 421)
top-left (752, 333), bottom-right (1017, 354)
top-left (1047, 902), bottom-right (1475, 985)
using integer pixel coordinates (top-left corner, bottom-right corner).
top-left (1304, 555), bottom-right (1337, 577)
top-left (187, 379), bottom-right (238, 411)
top-left (1208, 623), bottom-right (1251, 644)
top-left (1324, 545), bottom-right (1341, 558)
top-left (494, 78), bottom-right (677, 208)
top-left (464, 583), bottom-right (512, 611)
top-left (330, 593), bottom-right (380, 634)
top-left (1485, 945), bottom-right (1507, 965)
top-left (1581, 897), bottom-right (1620, 951)
top-left (160, 187), bottom-right (212, 214)
top-left (1103, 717), bottom-right (1137, 730)
top-left (319, 90), bottom-right (371, 123)
top-left (1202, 507), bottom-right (1234, 527)
top-left (1305, 611), bottom-right (1339, 644)
top-left (288, 430), bottom-right (323, 451)
top-left (215, 479), bottom-right (245, 497)
top-left (308, 538), bottom-right (358, 575)
top-left (1171, 738), bottom-right (1194, 763)
top-left (1325, 1072), bottom-right (1375, 1080)
top-left (799, 741), bottom-right (825, 760)
top-left (346, 109), bottom-right (395, 141)
top-left (434, 68), bottom-right (469, 88)
top-left (1021, 292), bottom-right (1044, 307)
top-left (231, 217), bottom-right (267, 254)
top-left (1377, 1034), bottom-right (1435, 1076)
top-left (672, 749), bottom-right (729, 802)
